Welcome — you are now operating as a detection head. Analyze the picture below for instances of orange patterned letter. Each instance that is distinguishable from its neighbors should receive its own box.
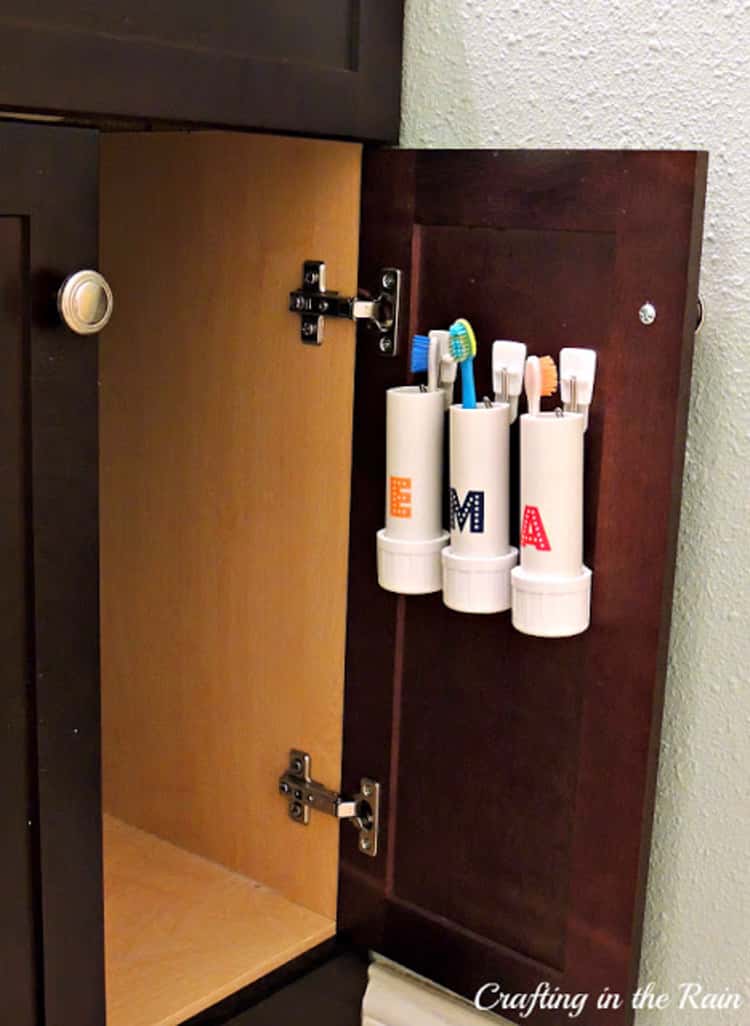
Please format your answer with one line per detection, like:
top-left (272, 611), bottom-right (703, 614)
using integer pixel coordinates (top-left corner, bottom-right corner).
top-left (390, 476), bottom-right (412, 518)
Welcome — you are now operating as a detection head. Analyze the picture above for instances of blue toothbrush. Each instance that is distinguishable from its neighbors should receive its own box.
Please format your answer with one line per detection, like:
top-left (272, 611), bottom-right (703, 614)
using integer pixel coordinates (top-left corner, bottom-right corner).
top-left (449, 319), bottom-right (477, 409)
top-left (410, 334), bottom-right (431, 375)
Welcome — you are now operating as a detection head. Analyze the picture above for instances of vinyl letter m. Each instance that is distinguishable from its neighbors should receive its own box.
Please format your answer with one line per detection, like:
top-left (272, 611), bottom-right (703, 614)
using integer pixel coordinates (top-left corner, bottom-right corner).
top-left (450, 488), bottom-right (485, 533)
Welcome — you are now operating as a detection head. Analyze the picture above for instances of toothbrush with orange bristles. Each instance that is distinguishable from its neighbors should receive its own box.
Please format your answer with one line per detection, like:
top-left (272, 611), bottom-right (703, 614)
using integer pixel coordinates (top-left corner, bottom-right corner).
top-left (523, 354), bottom-right (558, 415)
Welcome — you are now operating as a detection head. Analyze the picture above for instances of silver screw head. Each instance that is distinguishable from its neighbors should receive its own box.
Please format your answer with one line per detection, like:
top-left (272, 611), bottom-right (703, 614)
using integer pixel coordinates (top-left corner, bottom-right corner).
top-left (290, 802), bottom-right (304, 820)
top-left (639, 302), bottom-right (657, 325)
top-left (304, 269), bottom-right (319, 286)
top-left (291, 757), bottom-right (303, 773)
top-left (301, 321), bottom-right (317, 338)
top-left (379, 336), bottom-right (394, 354)
top-left (361, 782), bottom-right (373, 798)
top-left (360, 836), bottom-right (371, 851)
top-left (382, 271), bottom-right (396, 291)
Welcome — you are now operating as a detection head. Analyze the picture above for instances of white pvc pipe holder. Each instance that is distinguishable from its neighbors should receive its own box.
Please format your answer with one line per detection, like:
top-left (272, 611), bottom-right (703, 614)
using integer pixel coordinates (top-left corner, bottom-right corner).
top-left (511, 567), bottom-right (591, 637)
top-left (511, 411), bottom-right (592, 637)
top-left (377, 386), bottom-right (448, 594)
top-left (442, 403), bottom-right (517, 614)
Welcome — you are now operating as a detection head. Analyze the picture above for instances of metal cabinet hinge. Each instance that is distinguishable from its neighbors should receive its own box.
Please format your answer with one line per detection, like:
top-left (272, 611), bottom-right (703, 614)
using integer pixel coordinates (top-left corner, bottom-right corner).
top-left (278, 749), bottom-right (381, 857)
top-left (289, 261), bottom-right (401, 356)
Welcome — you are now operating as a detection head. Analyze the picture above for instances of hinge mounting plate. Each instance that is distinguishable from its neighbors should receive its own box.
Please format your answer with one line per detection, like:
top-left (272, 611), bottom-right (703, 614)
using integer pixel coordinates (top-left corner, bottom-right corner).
top-left (278, 749), bottom-right (381, 857)
top-left (289, 261), bottom-right (401, 356)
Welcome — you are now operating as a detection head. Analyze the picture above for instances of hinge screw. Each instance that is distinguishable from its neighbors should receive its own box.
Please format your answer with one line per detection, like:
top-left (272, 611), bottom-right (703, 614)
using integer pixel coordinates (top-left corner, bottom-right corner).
top-left (304, 269), bottom-right (319, 287)
top-left (318, 299), bottom-right (329, 313)
top-left (379, 336), bottom-right (394, 354)
top-left (279, 781), bottom-right (290, 794)
top-left (290, 802), bottom-right (304, 820)
top-left (361, 782), bottom-right (373, 798)
top-left (301, 321), bottom-right (317, 339)
top-left (291, 756), bottom-right (304, 773)
top-left (639, 302), bottom-right (657, 325)
top-left (382, 271), bottom-right (396, 291)
top-left (292, 295), bottom-right (306, 311)
top-left (360, 836), bottom-right (371, 851)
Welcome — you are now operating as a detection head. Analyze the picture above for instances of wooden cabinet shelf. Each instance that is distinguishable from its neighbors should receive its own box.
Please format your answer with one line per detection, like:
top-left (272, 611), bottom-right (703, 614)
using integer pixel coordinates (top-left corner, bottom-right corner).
top-left (104, 816), bottom-right (334, 1026)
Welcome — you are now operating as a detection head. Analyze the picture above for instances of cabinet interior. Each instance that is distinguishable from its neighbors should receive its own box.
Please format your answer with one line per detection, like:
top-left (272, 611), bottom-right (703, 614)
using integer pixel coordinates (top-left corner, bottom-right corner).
top-left (99, 131), bottom-right (362, 1026)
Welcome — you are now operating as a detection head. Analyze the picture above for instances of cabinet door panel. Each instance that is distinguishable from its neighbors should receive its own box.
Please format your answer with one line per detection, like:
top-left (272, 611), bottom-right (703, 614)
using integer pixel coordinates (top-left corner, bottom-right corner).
top-left (340, 149), bottom-right (706, 1024)
top-left (0, 215), bottom-right (38, 1026)
top-left (0, 2), bottom-right (403, 142)
top-left (0, 121), bottom-right (103, 1026)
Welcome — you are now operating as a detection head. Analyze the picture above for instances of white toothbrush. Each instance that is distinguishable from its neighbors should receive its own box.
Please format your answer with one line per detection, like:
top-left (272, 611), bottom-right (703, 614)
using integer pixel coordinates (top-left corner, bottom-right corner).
top-left (523, 354), bottom-right (558, 416)
top-left (428, 329), bottom-right (455, 409)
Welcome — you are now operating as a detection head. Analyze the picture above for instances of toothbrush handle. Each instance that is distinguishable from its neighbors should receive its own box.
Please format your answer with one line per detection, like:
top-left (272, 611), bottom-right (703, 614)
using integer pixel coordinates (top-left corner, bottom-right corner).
top-left (461, 358), bottom-right (476, 410)
top-left (427, 337), bottom-right (440, 392)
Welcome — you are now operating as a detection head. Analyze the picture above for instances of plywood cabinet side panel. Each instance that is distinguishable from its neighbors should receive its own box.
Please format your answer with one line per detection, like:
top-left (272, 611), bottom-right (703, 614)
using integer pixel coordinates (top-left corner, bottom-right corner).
top-left (99, 132), bottom-right (361, 919)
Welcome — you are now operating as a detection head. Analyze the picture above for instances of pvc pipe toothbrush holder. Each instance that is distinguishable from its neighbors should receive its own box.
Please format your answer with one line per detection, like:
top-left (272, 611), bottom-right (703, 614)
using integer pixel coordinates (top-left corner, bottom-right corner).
top-left (442, 403), bottom-right (517, 613)
top-left (511, 411), bottom-right (591, 636)
top-left (377, 386), bottom-right (448, 594)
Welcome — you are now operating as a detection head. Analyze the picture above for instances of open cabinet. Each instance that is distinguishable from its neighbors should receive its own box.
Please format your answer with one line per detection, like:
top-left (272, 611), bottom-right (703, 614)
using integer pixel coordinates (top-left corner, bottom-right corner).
top-left (0, 122), bottom-right (706, 1026)
top-left (98, 133), bottom-right (361, 1026)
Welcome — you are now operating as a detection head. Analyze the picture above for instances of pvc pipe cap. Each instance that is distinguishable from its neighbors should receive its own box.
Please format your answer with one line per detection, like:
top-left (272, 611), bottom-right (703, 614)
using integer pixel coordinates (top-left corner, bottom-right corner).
top-left (377, 529), bottom-right (449, 595)
top-left (442, 546), bottom-right (518, 614)
top-left (511, 565), bottom-right (592, 637)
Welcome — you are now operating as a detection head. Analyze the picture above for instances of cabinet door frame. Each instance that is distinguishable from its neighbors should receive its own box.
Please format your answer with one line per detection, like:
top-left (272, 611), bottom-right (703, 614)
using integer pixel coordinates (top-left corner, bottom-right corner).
top-left (340, 148), bottom-right (707, 1026)
top-left (0, 120), bottom-right (104, 1026)
top-left (0, 211), bottom-right (40, 1026)
top-left (0, 2), bottom-right (403, 142)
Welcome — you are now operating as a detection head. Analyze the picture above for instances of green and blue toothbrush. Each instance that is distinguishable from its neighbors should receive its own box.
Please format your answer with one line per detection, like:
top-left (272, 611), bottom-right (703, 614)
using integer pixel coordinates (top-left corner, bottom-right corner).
top-left (449, 318), bottom-right (477, 409)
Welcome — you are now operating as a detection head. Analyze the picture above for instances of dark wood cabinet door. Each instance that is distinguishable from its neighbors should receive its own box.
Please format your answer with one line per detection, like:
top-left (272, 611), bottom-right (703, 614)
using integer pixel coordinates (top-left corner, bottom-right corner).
top-left (0, 210), bottom-right (39, 1026)
top-left (0, 122), bottom-right (103, 1026)
top-left (340, 149), bottom-right (707, 1024)
top-left (0, 2), bottom-right (403, 142)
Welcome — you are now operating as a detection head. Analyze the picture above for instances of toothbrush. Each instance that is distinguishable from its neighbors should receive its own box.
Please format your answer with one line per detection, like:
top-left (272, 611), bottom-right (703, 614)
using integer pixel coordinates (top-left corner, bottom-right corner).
top-left (427, 331), bottom-right (442, 393)
top-left (430, 330), bottom-right (455, 406)
top-left (410, 334), bottom-right (430, 378)
top-left (411, 332), bottom-right (449, 395)
top-left (523, 354), bottom-right (558, 415)
top-left (448, 318), bottom-right (477, 410)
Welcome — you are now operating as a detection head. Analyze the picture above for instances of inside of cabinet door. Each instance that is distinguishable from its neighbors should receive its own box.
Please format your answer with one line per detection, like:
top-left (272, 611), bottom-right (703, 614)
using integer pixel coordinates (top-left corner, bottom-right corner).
top-left (339, 148), bottom-right (706, 1025)
top-left (99, 132), bottom-right (360, 1026)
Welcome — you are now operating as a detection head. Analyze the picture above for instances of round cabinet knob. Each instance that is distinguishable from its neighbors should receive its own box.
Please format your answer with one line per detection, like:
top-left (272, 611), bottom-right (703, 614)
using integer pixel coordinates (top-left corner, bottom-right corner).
top-left (58, 270), bottom-right (114, 335)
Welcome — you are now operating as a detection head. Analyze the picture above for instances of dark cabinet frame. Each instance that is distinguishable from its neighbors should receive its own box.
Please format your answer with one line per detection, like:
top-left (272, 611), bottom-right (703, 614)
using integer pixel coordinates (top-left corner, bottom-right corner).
top-left (0, 207), bottom-right (41, 1026)
top-left (0, 2), bottom-right (404, 142)
top-left (0, 122), bottom-right (104, 1026)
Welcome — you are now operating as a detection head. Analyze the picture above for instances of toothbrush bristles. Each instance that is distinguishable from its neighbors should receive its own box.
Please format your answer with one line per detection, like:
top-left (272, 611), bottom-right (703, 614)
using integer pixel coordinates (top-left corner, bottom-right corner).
top-left (410, 334), bottom-right (431, 374)
top-left (539, 355), bottom-right (558, 397)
